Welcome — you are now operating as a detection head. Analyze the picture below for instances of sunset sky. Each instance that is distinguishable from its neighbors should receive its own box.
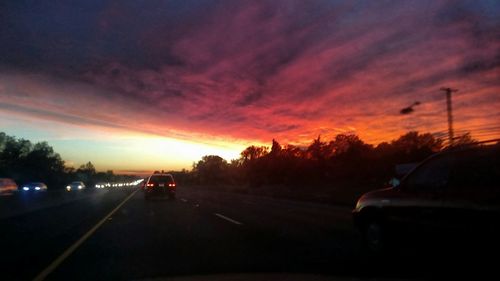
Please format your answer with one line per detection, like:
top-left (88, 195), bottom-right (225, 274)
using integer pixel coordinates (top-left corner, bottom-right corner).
top-left (1, 0), bottom-right (499, 173)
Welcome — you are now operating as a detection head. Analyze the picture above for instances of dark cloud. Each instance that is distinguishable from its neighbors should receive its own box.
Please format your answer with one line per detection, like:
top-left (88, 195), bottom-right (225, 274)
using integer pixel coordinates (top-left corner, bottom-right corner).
top-left (1, 0), bottom-right (499, 143)
top-left (265, 124), bottom-right (300, 133)
top-left (461, 55), bottom-right (500, 74)
top-left (236, 90), bottom-right (263, 107)
top-left (0, 102), bottom-right (130, 131)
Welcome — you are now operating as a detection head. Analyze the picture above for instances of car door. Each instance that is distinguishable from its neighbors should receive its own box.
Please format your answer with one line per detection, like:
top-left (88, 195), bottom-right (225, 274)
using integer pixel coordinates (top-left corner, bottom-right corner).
top-left (443, 148), bottom-right (500, 233)
top-left (392, 153), bottom-right (453, 231)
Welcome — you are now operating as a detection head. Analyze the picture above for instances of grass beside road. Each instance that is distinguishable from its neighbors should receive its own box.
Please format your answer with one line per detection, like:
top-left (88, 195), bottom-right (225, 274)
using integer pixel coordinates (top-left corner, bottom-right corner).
top-left (181, 182), bottom-right (381, 208)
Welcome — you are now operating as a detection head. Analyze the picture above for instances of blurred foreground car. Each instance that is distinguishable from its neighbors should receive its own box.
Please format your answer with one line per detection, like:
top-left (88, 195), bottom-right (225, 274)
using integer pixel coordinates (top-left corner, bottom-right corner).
top-left (66, 181), bottom-right (86, 191)
top-left (0, 178), bottom-right (18, 194)
top-left (353, 141), bottom-right (500, 253)
top-left (144, 173), bottom-right (176, 200)
top-left (20, 182), bottom-right (48, 192)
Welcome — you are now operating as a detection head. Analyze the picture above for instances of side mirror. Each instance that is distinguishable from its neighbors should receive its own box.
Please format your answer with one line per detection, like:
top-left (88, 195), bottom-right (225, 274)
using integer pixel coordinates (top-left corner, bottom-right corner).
top-left (389, 177), bottom-right (400, 188)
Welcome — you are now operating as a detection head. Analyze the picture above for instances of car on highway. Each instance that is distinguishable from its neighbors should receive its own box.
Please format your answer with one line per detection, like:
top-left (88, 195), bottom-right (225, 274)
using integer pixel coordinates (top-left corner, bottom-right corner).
top-left (95, 182), bottom-right (108, 189)
top-left (0, 178), bottom-right (18, 195)
top-left (66, 181), bottom-right (86, 191)
top-left (353, 142), bottom-right (500, 253)
top-left (144, 173), bottom-right (176, 200)
top-left (20, 182), bottom-right (48, 192)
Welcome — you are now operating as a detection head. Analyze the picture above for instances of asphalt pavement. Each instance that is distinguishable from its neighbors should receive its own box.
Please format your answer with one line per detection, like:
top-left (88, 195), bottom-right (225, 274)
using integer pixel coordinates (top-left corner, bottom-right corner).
top-left (0, 186), bottom-right (495, 281)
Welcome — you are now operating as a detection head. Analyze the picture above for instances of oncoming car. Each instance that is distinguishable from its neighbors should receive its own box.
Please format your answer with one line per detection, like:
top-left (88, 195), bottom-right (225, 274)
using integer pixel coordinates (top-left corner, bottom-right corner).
top-left (66, 181), bottom-right (86, 191)
top-left (20, 182), bottom-right (48, 192)
top-left (144, 173), bottom-right (176, 200)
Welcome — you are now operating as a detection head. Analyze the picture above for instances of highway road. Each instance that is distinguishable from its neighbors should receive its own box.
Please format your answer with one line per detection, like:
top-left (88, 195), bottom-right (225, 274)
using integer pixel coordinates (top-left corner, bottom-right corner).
top-left (0, 186), bottom-right (495, 280)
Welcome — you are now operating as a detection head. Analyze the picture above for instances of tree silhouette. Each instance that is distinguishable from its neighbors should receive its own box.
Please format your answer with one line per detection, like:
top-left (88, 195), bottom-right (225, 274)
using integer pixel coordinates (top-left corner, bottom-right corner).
top-left (192, 131), bottom-right (447, 189)
top-left (390, 131), bottom-right (442, 163)
top-left (453, 132), bottom-right (477, 147)
top-left (77, 161), bottom-right (97, 184)
top-left (306, 136), bottom-right (330, 160)
top-left (270, 139), bottom-right (282, 156)
top-left (0, 134), bottom-right (66, 188)
top-left (0, 132), bottom-right (139, 189)
top-left (240, 145), bottom-right (268, 162)
top-left (0, 130), bottom-right (453, 194)
top-left (193, 155), bottom-right (229, 184)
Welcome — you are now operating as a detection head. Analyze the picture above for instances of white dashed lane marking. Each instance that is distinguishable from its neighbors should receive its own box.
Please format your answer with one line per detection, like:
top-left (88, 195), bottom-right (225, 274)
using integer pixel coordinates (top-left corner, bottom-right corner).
top-left (214, 213), bottom-right (243, 225)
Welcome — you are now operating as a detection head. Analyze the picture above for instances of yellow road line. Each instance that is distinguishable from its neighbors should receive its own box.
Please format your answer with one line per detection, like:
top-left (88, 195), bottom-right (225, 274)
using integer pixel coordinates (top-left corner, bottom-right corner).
top-left (33, 188), bottom-right (139, 281)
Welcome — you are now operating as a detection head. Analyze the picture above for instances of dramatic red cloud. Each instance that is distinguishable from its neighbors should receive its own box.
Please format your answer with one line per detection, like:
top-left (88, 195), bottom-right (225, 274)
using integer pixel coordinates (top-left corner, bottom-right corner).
top-left (1, 0), bottom-right (499, 148)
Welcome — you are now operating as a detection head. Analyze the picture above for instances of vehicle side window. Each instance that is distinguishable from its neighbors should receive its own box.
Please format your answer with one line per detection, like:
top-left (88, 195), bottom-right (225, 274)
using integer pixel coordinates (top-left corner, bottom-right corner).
top-left (402, 154), bottom-right (453, 192)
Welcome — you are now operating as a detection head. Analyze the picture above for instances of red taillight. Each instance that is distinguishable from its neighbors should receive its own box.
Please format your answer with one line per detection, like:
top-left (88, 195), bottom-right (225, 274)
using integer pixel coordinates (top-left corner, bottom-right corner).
top-left (146, 183), bottom-right (154, 187)
top-left (168, 183), bottom-right (176, 187)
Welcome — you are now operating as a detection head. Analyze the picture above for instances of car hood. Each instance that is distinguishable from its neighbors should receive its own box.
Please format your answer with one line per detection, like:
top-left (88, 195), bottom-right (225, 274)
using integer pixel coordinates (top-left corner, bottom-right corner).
top-left (353, 187), bottom-right (397, 212)
top-left (360, 187), bottom-right (396, 200)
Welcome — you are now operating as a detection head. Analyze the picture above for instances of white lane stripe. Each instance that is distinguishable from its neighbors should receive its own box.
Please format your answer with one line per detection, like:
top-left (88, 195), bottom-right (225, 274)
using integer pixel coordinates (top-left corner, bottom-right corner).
top-left (180, 198), bottom-right (187, 202)
top-left (32, 188), bottom-right (140, 281)
top-left (214, 213), bottom-right (243, 225)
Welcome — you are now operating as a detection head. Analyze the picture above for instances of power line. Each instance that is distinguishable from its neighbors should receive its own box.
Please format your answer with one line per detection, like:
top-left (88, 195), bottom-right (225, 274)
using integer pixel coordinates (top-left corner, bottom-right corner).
top-left (455, 124), bottom-right (500, 131)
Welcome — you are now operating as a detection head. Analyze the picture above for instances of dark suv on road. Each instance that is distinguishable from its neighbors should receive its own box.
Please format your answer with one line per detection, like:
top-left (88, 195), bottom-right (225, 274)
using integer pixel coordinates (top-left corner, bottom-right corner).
top-left (144, 173), bottom-right (176, 200)
top-left (353, 142), bottom-right (500, 253)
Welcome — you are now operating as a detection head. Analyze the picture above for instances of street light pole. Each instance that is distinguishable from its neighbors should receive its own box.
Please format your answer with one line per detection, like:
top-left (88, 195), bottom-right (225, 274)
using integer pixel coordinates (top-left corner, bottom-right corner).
top-left (400, 101), bottom-right (421, 115)
top-left (440, 87), bottom-right (458, 146)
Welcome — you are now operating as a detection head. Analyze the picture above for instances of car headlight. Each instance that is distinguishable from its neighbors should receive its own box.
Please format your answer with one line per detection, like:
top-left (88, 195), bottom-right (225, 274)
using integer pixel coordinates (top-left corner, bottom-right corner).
top-left (35, 187), bottom-right (41, 190)
top-left (66, 186), bottom-right (71, 191)
top-left (23, 187), bottom-right (29, 191)
top-left (78, 185), bottom-right (83, 189)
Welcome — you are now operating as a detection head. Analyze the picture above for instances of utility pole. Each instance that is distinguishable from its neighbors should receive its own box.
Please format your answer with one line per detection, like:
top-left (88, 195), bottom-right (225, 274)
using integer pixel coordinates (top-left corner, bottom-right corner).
top-left (440, 87), bottom-right (458, 146)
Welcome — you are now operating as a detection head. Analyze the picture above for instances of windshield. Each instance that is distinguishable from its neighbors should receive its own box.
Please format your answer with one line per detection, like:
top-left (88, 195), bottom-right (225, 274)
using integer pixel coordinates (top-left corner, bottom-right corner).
top-left (148, 175), bottom-right (174, 184)
top-left (1, 1), bottom-right (499, 280)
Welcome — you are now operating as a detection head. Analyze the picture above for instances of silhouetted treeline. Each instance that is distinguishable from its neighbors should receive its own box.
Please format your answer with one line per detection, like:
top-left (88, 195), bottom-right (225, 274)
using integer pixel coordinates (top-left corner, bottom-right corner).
top-left (1, 130), bottom-right (478, 193)
top-left (0, 132), bottom-right (137, 190)
top-left (190, 131), bottom-right (449, 188)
